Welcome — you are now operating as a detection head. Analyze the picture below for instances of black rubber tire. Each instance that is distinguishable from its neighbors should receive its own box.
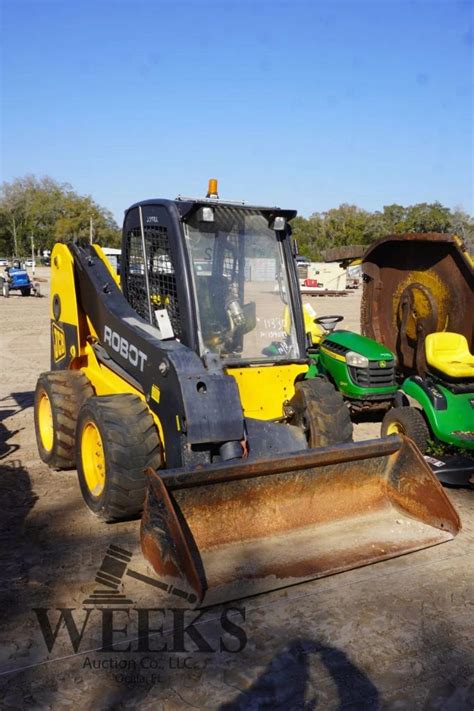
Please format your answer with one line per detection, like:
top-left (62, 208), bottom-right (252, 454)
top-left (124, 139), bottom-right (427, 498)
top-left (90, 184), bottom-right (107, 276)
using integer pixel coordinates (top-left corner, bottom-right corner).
top-left (21, 287), bottom-right (31, 296)
top-left (291, 377), bottom-right (353, 447)
top-left (76, 394), bottom-right (162, 522)
top-left (34, 371), bottom-right (94, 470)
top-left (381, 407), bottom-right (430, 453)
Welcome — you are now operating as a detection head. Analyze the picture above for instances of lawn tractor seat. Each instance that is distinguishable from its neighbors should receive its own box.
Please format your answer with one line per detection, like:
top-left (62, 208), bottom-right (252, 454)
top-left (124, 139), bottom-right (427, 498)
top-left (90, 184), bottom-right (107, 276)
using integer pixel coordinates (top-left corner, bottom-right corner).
top-left (282, 303), bottom-right (324, 346)
top-left (425, 332), bottom-right (474, 380)
top-left (302, 303), bottom-right (324, 345)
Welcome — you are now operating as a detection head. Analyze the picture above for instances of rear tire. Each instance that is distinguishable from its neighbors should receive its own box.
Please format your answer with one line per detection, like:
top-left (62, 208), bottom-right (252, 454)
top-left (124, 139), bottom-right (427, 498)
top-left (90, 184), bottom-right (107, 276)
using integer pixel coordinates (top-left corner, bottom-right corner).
top-left (76, 394), bottom-right (162, 522)
top-left (34, 371), bottom-right (94, 469)
top-left (291, 377), bottom-right (353, 447)
top-left (381, 407), bottom-right (430, 453)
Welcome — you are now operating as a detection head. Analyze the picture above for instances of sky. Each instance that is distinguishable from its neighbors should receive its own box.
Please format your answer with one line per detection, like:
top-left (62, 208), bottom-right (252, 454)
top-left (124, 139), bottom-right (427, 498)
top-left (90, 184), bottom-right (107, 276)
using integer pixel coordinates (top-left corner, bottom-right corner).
top-left (1, 0), bottom-right (473, 225)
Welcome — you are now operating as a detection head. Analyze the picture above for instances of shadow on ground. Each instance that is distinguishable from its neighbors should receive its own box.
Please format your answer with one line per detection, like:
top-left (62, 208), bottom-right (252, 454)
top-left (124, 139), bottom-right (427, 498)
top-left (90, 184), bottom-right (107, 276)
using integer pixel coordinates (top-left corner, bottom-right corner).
top-left (220, 637), bottom-right (379, 710)
top-left (0, 391), bottom-right (34, 459)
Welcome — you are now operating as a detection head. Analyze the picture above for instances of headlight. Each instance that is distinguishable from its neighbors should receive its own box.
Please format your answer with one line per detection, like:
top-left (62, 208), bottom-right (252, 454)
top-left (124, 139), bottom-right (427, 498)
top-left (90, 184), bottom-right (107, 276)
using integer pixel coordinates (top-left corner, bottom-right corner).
top-left (346, 351), bottom-right (369, 368)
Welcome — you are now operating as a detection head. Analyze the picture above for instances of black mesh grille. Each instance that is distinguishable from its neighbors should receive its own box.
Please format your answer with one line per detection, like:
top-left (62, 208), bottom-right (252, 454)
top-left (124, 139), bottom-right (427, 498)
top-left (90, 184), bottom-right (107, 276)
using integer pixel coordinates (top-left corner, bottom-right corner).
top-left (323, 340), bottom-right (351, 356)
top-left (147, 225), bottom-right (181, 337)
top-left (123, 225), bottom-right (181, 338)
top-left (348, 361), bottom-right (396, 388)
top-left (123, 228), bottom-right (148, 321)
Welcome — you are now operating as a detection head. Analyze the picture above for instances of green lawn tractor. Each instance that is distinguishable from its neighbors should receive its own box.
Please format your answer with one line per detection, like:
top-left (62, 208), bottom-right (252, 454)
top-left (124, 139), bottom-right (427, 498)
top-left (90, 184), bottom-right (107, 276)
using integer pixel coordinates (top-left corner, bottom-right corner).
top-left (362, 232), bottom-right (474, 486)
top-left (302, 304), bottom-right (398, 414)
top-left (381, 332), bottom-right (474, 486)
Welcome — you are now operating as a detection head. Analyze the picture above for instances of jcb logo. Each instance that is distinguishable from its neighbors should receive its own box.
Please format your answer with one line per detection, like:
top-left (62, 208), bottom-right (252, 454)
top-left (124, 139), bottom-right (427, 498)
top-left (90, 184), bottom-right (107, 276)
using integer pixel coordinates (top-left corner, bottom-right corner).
top-left (104, 326), bottom-right (148, 372)
top-left (52, 323), bottom-right (66, 362)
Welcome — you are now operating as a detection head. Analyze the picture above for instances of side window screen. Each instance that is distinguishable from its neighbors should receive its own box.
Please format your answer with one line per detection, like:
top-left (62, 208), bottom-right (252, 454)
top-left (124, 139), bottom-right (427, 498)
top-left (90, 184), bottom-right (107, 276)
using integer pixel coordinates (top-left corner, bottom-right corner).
top-left (123, 228), bottom-right (148, 322)
top-left (146, 225), bottom-right (181, 338)
top-left (123, 222), bottom-right (181, 339)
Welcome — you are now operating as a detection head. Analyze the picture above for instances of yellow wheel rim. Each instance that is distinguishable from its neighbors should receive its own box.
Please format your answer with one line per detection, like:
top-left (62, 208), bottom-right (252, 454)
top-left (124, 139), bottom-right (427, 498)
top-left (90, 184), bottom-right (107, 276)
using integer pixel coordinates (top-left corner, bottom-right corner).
top-left (38, 391), bottom-right (54, 452)
top-left (387, 421), bottom-right (405, 436)
top-left (81, 421), bottom-right (106, 497)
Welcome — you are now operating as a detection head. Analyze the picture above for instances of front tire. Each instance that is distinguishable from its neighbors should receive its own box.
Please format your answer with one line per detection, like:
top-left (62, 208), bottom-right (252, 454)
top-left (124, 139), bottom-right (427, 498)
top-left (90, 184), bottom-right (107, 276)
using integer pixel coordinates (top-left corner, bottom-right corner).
top-left (76, 394), bottom-right (162, 521)
top-left (34, 371), bottom-right (94, 469)
top-left (21, 287), bottom-right (31, 296)
top-left (291, 377), bottom-right (353, 447)
top-left (381, 407), bottom-right (430, 453)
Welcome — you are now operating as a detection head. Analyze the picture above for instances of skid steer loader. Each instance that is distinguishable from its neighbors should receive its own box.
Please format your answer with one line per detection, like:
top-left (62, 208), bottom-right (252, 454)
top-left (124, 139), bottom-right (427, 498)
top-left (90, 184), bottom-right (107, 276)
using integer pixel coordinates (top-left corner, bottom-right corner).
top-left (34, 182), bottom-right (460, 606)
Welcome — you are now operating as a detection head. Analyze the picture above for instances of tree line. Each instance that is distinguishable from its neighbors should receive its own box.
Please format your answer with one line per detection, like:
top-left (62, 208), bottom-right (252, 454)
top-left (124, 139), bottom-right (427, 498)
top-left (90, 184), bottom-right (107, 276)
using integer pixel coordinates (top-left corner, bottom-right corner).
top-left (0, 174), bottom-right (472, 259)
top-left (0, 175), bottom-right (121, 257)
top-left (291, 202), bottom-right (474, 260)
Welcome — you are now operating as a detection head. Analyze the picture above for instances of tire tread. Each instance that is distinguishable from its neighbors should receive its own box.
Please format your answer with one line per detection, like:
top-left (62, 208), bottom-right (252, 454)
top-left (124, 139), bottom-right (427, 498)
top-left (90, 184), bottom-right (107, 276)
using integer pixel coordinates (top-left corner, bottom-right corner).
top-left (292, 377), bottom-right (353, 447)
top-left (34, 370), bottom-right (94, 469)
top-left (381, 407), bottom-right (430, 453)
top-left (76, 394), bottom-right (162, 521)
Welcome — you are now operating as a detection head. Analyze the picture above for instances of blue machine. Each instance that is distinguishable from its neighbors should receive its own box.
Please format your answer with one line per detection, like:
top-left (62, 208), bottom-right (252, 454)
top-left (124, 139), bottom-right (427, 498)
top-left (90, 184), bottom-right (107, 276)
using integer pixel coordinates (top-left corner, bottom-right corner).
top-left (1, 263), bottom-right (40, 297)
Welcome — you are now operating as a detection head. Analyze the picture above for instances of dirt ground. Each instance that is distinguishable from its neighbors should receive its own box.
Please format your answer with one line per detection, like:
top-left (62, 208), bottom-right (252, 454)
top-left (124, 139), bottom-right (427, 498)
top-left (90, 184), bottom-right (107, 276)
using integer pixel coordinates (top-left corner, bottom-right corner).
top-left (0, 268), bottom-right (472, 710)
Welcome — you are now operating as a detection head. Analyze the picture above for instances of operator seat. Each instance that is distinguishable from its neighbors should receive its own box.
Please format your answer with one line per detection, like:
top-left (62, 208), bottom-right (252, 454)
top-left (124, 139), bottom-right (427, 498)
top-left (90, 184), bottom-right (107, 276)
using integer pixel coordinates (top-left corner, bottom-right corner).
top-left (425, 332), bottom-right (474, 380)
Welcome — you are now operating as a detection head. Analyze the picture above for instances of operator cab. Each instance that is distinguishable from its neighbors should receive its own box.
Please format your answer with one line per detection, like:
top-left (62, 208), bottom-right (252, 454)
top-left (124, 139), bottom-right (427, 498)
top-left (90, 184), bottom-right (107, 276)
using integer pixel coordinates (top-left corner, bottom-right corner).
top-left (121, 181), bottom-right (307, 365)
top-left (184, 203), bottom-right (301, 362)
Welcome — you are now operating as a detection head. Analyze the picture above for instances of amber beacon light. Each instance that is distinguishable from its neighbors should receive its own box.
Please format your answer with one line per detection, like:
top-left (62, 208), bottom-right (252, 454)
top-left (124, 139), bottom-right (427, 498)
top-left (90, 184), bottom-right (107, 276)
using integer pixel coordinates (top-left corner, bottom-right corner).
top-left (206, 178), bottom-right (219, 198)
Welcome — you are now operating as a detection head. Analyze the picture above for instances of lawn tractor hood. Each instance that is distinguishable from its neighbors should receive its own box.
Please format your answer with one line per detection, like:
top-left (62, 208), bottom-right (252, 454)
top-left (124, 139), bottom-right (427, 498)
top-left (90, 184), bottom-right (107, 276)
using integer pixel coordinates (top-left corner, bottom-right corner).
top-left (320, 330), bottom-right (397, 395)
top-left (321, 330), bottom-right (395, 366)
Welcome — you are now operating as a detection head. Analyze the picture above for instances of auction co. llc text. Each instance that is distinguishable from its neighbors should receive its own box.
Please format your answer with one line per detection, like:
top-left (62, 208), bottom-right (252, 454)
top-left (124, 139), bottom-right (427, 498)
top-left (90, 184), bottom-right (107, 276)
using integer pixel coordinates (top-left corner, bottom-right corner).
top-left (83, 654), bottom-right (202, 684)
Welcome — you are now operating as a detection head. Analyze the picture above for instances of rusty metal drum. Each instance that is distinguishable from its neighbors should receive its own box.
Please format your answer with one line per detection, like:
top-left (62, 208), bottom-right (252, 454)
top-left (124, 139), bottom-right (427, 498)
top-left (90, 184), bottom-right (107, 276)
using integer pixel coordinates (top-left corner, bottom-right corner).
top-left (361, 233), bottom-right (473, 375)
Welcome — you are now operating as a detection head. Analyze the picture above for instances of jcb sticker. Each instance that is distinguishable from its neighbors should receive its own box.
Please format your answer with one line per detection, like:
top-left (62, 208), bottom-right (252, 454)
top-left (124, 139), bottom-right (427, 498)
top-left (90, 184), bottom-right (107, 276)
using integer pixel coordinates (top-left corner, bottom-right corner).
top-left (52, 322), bottom-right (66, 362)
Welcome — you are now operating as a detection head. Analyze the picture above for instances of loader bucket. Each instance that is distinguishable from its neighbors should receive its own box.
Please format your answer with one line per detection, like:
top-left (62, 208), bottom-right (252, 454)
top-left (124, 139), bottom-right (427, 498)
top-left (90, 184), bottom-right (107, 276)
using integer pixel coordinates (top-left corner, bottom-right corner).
top-left (361, 233), bottom-right (473, 376)
top-left (141, 436), bottom-right (460, 606)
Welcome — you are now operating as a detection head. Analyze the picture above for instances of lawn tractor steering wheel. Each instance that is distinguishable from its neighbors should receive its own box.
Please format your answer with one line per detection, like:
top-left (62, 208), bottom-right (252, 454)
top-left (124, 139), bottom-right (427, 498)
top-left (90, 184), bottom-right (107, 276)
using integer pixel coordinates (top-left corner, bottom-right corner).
top-left (315, 315), bottom-right (344, 333)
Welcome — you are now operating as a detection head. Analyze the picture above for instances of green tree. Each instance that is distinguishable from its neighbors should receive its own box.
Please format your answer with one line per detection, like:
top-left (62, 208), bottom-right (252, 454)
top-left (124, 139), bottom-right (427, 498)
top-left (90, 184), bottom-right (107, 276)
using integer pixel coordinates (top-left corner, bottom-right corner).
top-left (380, 202), bottom-right (452, 235)
top-left (291, 215), bottom-right (326, 260)
top-left (404, 202), bottom-right (452, 232)
top-left (381, 204), bottom-right (408, 233)
top-left (291, 200), bottom-right (473, 259)
top-left (315, 204), bottom-right (370, 247)
top-left (54, 193), bottom-right (120, 246)
top-left (449, 207), bottom-right (474, 250)
top-left (0, 175), bottom-right (120, 256)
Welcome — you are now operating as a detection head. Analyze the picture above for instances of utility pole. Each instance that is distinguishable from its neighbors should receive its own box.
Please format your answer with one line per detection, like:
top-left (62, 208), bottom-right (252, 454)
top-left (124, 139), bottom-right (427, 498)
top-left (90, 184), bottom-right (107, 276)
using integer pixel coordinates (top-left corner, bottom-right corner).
top-left (31, 235), bottom-right (35, 276)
